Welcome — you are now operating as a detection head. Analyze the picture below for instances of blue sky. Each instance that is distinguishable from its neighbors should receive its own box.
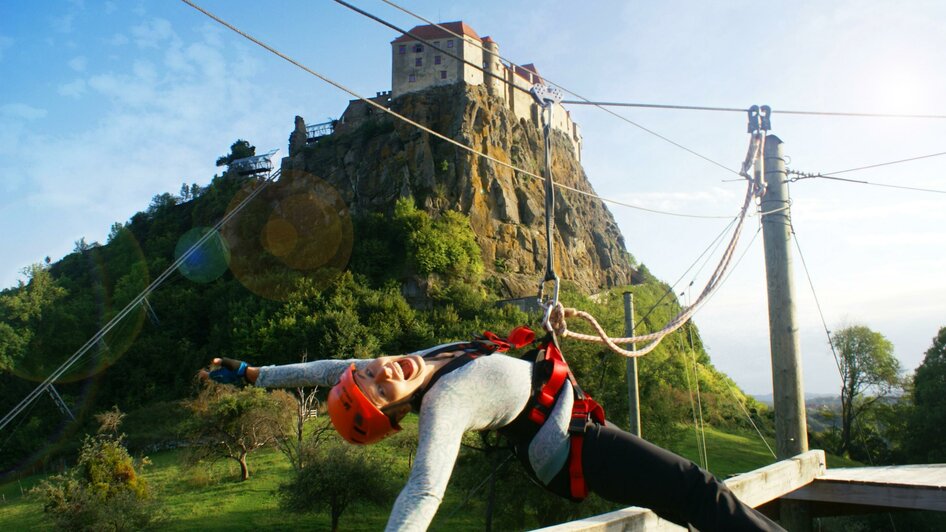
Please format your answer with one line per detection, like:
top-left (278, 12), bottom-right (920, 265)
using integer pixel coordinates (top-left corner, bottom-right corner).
top-left (2, 0), bottom-right (945, 396)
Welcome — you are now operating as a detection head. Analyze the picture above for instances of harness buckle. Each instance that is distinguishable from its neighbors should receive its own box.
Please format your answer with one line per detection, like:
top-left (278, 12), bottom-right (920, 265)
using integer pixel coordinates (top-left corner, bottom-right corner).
top-left (569, 402), bottom-right (591, 434)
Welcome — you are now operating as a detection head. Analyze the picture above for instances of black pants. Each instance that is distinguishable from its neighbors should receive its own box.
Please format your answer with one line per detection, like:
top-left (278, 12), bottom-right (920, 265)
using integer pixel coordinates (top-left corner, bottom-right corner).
top-left (544, 424), bottom-right (785, 531)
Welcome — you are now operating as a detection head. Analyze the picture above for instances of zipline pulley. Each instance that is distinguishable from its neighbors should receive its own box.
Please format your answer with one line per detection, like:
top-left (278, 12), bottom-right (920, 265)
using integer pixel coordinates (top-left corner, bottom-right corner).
top-left (742, 105), bottom-right (771, 197)
top-left (747, 105), bottom-right (771, 134)
top-left (531, 83), bottom-right (564, 331)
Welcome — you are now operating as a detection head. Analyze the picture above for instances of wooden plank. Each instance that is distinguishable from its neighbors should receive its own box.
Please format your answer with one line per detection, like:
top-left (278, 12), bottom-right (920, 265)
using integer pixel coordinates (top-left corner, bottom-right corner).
top-left (784, 463), bottom-right (946, 512)
top-left (535, 507), bottom-right (685, 532)
top-left (536, 451), bottom-right (825, 531)
top-left (724, 450), bottom-right (826, 508)
top-left (817, 464), bottom-right (946, 488)
top-left (784, 481), bottom-right (946, 511)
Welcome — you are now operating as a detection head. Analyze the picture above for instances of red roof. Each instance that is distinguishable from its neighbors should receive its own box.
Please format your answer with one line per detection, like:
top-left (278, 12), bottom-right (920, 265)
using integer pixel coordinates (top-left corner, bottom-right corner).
top-left (481, 35), bottom-right (495, 43)
top-left (391, 21), bottom-right (481, 44)
top-left (513, 63), bottom-right (542, 83)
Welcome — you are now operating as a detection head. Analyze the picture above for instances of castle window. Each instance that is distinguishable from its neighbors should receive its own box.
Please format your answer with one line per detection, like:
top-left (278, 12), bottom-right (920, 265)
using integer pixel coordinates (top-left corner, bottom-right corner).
top-left (435, 56), bottom-right (441, 65)
top-left (413, 44), bottom-right (423, 53)
top-left (440, 70), bottom-right (447, 79)
top-left (415, 57), bottom-right (422, 67)
top-left (398, 45), bottom-right (406, 55)
top-left (409, 74), bottom-right (416, 83)
top-left (446, 40), bottom-right (454, 48)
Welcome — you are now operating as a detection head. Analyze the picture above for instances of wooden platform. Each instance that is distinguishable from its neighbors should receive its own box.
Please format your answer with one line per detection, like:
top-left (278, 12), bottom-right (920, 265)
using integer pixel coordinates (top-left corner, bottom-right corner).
top-left (783, 463), bottom-right (946, 512)
top-left (537, 451), bottom-right (825, 531)
top-left (535, 451), bottom-right (946, 530)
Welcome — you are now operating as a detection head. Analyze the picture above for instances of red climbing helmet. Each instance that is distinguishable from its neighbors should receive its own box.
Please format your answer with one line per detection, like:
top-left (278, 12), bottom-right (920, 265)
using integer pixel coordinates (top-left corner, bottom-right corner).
top-left (328, 364), bottom-right (400, 445)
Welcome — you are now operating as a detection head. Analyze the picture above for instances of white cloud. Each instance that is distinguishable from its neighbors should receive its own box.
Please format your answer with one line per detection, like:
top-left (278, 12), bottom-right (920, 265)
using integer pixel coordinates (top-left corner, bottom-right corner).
top-left (130, 18), bottom-right (177, 49)
top-left (2, 26), bottom-right (297, 289)
top-left (105, 33), bottom-right (128, 46)
top-left (0, 103), bottom-right (48, 121)
top-left (132, 60), bottom-right (157, 82)
top-left (51, 14), bottom-right (75, 34)
top-left (618, 186), bottom-right (741, 216)
top-left (58, 78), bottom-right (87, 98)
top-left (87, 69), bottom-right (159, 107)
top-left (68, 55), bottom-right (87, 71)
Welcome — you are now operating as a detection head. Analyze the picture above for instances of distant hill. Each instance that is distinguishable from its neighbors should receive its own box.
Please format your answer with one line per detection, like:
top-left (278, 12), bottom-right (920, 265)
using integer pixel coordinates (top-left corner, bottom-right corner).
top-left (752, 393), bottom-right (841, 407)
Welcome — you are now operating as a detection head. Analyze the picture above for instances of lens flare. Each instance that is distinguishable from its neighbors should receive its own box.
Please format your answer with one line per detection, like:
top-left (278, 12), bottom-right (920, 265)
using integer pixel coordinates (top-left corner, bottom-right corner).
top-left (12, 227), bottom-right (149, 383)
top-left (175, 227), bottom-right (231, 283)
top-left (223, 171), bottom-right (353, 301)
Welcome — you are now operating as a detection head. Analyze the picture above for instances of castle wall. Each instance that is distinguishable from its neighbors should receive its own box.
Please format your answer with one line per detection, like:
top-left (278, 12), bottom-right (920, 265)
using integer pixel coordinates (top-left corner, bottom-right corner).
top-left (391, 35), bottom-right (484, 98)
top-left (389, 23), bottom-right (581, 159)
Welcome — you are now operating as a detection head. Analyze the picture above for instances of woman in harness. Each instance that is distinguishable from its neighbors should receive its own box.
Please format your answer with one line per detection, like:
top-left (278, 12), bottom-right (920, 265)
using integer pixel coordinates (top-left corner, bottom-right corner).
top-left (207, 327), bottom-right (783, 532)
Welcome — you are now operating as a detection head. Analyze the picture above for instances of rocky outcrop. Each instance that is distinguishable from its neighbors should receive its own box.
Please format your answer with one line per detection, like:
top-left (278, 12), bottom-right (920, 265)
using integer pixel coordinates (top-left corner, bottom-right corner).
top-left (281, 83), bottom-right (634, 297)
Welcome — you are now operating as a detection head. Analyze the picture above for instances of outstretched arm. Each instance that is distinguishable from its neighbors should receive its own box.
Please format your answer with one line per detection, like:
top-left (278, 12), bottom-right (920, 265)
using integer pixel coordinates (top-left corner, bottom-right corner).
top-left (204, 357), bottom-right (366, 388)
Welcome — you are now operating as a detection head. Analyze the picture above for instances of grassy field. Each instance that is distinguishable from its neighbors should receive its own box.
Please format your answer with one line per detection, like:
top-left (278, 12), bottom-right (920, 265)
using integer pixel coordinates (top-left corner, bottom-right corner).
top-left (0, 424), bottom-right (856, 531)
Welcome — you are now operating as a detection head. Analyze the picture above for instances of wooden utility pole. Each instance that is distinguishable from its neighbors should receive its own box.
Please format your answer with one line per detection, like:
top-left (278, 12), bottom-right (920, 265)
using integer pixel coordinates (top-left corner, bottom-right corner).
top-left (624, 292), bottom-right (641, 436)
top-left (760, 135), bottom-right (808, 458)
top-left (760, 134), bottom-right (811, 530)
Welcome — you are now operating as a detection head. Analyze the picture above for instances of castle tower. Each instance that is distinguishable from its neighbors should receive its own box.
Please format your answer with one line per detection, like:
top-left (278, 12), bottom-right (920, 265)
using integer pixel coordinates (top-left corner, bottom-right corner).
top-left (390, 22), bottom-right (484, 99)
top-left (481, 36), bottom-right (505, 100)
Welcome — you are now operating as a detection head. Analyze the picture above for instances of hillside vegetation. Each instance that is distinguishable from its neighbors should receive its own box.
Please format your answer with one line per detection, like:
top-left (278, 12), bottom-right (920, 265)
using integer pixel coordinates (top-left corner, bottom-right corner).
top-left (0, 126), bottom-right (779, 529)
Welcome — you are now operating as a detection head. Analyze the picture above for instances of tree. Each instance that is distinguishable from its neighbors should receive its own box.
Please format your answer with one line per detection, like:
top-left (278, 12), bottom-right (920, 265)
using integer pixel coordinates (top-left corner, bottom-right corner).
top-left (31, 407), bottom-right (161, 531)
top-left (0, 263), bottom-right (67, 371)
top-left (184, 382), bottom-right (295, 481)
top-left (215, 139), bottom-right (256, 167)
top-left (273, 349), bottom-right (328, 472)
top-left (278, 436), bottom-right (398, 532)
top-left (909, 327), bottom-right (946, 462)
top-left (832, 325), bottom-right (902, 456)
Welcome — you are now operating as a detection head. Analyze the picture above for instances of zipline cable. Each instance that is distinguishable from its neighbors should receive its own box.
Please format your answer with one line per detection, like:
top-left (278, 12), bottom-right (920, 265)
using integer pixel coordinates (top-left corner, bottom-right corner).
top-left (790, 227), bottom-right (844, 379)
top-left (682, 290), bottom-right (709, 470)
top-left (817, 150), bottom-right (946, 177)
top-left (562, 100), bottom-right (946, 120)
top-left (547, 134), bottom-right (766, 356)
top-left (788, 172), bottom-right (946, 195)
top-left (182, 0), bottom-right (732, 220)
top-left (0, 170), bottom-right (279, 434)
top-left (787, 150), bottom-right (946, 194)
top-left (636, 215), bottom-right (738, 327)
top-left (724, 381), bottom-right (777, 459)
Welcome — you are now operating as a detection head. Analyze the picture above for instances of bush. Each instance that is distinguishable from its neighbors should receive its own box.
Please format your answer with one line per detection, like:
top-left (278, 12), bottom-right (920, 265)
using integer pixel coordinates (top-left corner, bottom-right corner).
top-left (279, 438), bottom-right (398, 531)
top-left (31, 415), bottom-right (161, 531)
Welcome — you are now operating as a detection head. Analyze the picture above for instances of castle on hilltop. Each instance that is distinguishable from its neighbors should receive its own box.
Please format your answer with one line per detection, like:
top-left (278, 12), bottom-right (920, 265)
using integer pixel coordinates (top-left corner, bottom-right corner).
top-left (331, 21), bottom-right (582, 160)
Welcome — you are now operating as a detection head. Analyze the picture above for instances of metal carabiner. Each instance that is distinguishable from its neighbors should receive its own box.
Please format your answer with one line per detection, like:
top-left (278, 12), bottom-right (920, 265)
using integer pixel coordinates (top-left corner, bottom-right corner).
top-left (539, 275), bottom-right (561, 332)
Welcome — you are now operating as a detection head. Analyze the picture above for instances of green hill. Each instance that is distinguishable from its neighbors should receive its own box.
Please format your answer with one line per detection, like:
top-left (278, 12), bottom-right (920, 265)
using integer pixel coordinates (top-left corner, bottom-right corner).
top-left (1, 420), bottom-right (801, 531)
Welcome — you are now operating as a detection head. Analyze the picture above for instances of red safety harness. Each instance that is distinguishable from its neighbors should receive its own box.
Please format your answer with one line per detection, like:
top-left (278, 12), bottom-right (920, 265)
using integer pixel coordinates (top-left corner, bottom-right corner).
top-left (524, 335), bottom-right (606, 500)
top-left (409, 326), bottom-right (605, 501)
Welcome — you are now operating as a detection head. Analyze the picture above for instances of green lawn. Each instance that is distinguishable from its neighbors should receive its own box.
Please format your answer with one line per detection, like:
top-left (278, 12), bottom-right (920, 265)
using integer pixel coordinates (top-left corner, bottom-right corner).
top-left (0, 424), bottom-right (854, 531)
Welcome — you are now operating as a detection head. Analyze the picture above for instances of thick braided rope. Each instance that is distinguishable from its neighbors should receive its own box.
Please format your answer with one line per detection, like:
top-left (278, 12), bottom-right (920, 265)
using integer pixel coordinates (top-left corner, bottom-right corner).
top-left (547, 136), bottom-right (764, 358)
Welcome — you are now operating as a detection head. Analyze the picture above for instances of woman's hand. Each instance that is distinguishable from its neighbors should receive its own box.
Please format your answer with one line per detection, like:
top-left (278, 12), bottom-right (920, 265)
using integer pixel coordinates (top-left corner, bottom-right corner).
top-left (201, 357), bottom-right (259, 385)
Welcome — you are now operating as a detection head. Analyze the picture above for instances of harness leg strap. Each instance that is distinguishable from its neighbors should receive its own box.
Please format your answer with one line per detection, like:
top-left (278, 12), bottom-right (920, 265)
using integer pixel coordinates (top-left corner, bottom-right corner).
top-left (569, 433), bottom-right (588, 500)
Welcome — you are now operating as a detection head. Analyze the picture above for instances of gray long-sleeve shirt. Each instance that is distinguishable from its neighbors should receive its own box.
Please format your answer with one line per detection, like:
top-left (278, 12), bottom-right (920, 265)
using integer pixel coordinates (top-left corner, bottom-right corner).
top-left (256, 351), bottom-right (574, 532)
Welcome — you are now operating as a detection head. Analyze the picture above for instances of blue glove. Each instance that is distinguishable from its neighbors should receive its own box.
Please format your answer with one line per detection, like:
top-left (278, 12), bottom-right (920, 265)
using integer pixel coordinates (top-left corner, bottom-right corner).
top-left (209, 358), bottom-right (248, 385)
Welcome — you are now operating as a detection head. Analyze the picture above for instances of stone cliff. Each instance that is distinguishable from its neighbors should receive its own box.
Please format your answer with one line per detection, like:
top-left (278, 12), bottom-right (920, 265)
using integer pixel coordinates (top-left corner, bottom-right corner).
top-left (281, 83), bottom-right (634, 297)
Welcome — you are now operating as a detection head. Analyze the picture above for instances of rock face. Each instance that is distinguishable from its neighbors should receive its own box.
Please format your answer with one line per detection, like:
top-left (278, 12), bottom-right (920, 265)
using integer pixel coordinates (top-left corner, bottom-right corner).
top-left (281, 83), bottom-right (633, 297)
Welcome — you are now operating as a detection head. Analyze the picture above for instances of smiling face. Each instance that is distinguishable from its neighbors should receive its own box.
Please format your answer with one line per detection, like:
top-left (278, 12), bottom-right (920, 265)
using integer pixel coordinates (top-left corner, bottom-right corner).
top-left (352, 354), bottom-right (433, 410)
